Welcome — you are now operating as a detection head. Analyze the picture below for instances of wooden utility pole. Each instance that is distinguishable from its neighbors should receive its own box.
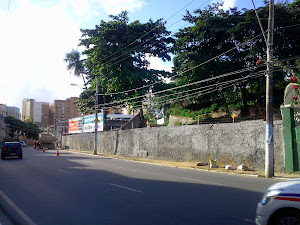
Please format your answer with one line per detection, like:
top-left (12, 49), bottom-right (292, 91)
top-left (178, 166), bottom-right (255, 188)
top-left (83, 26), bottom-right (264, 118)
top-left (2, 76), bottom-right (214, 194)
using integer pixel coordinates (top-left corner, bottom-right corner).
top-left (94, 76), bottom-right (99, 155)
top-left (265, 0), bottom-right (275, 178)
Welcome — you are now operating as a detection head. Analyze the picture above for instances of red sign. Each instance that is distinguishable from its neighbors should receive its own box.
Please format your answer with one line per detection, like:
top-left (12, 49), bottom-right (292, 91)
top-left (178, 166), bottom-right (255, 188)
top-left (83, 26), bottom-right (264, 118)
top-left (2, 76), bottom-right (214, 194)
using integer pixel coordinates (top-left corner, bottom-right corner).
top-left (68, 120), bottom-right (78, 132)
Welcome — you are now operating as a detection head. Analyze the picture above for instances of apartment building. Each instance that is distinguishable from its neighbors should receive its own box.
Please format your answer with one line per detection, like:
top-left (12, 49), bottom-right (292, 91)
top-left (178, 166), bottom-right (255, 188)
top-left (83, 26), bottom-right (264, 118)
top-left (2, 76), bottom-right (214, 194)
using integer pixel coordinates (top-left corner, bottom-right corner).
top-left (22, 99), bottom-right (50, 128)
top-left (0, 104), bottom-right (21, 142)
top-left (22, 98), bottom-right (34, 122)
top-left (7, 106), bottom-right (21, 119)
top-left (50, 97), bottom-right (80, 133)
top-left (0, 104), bottom-right (7, 141)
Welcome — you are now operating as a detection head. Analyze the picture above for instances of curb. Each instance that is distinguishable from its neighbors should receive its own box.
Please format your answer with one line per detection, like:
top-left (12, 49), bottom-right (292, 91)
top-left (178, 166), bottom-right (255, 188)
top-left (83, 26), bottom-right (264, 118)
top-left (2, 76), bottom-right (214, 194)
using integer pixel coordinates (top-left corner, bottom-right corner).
top-left (62, 149), bottom-right (297, 180)
top-left (0, 190), bottom-right (36, 225)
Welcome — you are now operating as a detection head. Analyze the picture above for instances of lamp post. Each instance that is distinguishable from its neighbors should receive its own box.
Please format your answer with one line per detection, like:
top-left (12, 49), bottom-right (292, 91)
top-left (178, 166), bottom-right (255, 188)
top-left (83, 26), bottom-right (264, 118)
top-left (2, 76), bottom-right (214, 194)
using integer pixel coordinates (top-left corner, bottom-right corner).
top-left (94, 76), bottom-right (99, 155)
top-left (265, 0), bottom-right (275, 178)
top-left (70, 83), bottom-right (82, 89)
top-left (70, 81), bottom-right (99, 155)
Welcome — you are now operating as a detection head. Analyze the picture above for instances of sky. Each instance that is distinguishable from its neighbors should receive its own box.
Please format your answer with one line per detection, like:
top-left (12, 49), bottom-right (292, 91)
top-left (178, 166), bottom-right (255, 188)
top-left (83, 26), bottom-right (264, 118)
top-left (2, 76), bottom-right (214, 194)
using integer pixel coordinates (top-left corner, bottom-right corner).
top-left (0, 0), bottom-right (266, 110)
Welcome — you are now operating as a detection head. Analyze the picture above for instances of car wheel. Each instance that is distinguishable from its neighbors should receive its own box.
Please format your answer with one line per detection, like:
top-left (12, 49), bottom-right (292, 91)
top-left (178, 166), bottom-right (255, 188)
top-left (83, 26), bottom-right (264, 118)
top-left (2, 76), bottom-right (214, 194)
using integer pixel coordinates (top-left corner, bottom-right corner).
top-left (269, 209), bottom-right (300, 225)
top-left (19, 154), bottom-right (23, 159)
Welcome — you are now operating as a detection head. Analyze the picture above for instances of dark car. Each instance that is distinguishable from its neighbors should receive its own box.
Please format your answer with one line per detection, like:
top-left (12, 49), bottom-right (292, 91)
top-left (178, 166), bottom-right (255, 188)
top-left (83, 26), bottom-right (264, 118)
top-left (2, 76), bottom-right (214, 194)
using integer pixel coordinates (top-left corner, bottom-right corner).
top-left (1, 142), bottom-right (23, 159)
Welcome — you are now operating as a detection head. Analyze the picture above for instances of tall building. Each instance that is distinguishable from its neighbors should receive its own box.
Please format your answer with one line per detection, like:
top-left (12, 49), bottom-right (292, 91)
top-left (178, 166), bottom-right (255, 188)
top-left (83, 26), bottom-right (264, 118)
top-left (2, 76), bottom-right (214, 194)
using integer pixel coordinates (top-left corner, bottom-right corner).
top-left (0, 104), bottom-right (21, 142)
top-left (52, 97), bottom-right (79, 122)
top-left (0, 104), bottom-right (7, 141)
top-left (22, 99), bottom-right (49, 129)
top-left (7, 106), bottom-right (21, 119)
top-left (51, 97), bottom-right (80, 134)
top-left (22, 98), bottom-right (34, 122)
top-left (21, 97), bottom-right (79, 133)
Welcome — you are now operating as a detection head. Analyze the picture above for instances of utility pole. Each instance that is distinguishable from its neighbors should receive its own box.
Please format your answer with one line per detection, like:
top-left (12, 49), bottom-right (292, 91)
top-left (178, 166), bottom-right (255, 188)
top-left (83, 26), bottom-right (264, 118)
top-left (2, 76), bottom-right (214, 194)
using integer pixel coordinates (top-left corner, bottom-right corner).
top-left (94, 76), bottom-right (99, 155)
top-left (265, 0), bottom-right (274, 178)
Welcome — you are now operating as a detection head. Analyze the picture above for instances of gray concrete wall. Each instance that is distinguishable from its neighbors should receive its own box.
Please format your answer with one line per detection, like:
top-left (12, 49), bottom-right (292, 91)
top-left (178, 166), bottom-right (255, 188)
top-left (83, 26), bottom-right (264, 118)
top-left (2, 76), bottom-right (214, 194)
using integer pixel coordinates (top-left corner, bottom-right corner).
top-left (62, 120), bottom-right (285, 173)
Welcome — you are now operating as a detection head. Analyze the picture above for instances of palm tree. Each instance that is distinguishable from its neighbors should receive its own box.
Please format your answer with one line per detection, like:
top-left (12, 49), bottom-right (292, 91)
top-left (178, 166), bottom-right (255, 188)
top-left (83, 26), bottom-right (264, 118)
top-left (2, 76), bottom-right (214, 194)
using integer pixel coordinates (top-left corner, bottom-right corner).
top-left (64, 49), bottom-right (87, 86)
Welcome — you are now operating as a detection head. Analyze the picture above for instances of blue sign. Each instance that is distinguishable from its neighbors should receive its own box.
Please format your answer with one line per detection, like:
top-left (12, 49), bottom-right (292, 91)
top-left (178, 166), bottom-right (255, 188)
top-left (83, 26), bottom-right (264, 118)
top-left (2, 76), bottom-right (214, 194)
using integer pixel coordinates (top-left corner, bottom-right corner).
top-left (83, 113), bottom-right (104, 132)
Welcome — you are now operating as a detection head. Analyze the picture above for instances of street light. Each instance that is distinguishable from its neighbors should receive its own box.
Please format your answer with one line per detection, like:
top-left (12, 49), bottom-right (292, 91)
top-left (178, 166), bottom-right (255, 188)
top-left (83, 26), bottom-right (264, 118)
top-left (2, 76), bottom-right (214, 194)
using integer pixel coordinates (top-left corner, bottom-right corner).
top-left (70, 82), bottom-right (98, 155)
top-left (70, 83), bottom-right (83, 90)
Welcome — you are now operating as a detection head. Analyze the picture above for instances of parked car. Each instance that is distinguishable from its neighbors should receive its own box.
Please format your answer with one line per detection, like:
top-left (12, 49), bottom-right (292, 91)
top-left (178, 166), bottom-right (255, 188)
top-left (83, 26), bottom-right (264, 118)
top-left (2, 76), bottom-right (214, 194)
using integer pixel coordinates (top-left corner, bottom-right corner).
top-left (19, 141), bottom-right (26, 147)
top-left (256, 178), bottom-right (300, 225)
top-left (1, 142), bottom-right (23, 159)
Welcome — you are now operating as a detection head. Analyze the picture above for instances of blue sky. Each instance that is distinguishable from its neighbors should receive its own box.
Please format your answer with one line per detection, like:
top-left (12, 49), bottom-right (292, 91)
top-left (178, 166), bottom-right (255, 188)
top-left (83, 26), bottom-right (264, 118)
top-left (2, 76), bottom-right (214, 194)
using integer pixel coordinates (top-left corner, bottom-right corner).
top-left (0, 0), bottom-right (267, 110)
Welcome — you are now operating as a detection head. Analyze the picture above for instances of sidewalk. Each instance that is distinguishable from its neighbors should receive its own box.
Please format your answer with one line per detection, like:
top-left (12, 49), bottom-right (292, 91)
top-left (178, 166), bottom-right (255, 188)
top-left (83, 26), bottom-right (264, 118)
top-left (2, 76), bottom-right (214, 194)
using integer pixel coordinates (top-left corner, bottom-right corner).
top-left (63, 148), bottom-right (300, 180)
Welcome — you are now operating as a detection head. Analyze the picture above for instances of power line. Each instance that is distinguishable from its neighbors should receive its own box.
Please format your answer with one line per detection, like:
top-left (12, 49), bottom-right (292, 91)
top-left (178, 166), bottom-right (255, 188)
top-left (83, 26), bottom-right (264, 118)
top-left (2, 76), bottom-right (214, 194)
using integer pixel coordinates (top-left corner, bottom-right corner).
top-left (95, 33), bottom-right (265, 97)
top-left (99, 0), bottom-right (199, 63)
top-left (93, 63), bottom-right (297, 110)
top-left (95, 66), bottom-right (267, 108)
top-left (148, 65), bottom-right (297, 107)
top-left (129, 72), bottom-right (265, 107)
top-left (105, 0), bottom-right (212, 67)
top-left (251, 0), bottom-right (268, 45)
top-left (82, 56), bottom-right (299, 110)
top-left (128, 72), bottom-right (266, 110)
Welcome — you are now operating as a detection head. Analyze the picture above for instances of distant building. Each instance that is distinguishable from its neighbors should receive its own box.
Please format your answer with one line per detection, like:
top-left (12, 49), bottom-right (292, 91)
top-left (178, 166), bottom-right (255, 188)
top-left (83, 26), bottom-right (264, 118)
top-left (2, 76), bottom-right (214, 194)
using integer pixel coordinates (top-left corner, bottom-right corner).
top-left (7, 106), bottom-right (21, 119)
top-left (0, 104), bottom-right (7, 141)
top-left (21, 97), bottom-right (79, 134)
top-left (22, 99), bottom-right (49, 129)
top-left (50, 97), bottom-right (80, 134)
top-left (22, 98), bottom-right (34, 122)
top-left (0, 104), bottom-right (21, 142)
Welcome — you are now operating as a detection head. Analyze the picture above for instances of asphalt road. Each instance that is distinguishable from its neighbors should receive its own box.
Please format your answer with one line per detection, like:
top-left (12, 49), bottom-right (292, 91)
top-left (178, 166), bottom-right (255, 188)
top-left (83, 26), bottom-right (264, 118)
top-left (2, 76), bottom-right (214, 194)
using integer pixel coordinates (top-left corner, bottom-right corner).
top-left (0, 147), bottom-right (279, 225)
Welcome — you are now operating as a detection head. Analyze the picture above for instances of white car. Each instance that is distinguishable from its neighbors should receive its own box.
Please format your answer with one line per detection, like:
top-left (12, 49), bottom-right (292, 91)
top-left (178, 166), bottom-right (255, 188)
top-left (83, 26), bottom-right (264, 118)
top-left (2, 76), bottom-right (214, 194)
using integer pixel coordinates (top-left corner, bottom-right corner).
top-left (256, 178), bottom-right (300, 225)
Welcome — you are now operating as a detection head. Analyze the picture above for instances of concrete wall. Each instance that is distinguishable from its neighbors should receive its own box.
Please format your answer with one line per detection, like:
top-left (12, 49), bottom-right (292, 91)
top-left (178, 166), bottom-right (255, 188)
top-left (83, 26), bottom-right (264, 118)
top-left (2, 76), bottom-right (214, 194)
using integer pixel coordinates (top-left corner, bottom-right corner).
top-left (62, 120), bottom-right (285, 173)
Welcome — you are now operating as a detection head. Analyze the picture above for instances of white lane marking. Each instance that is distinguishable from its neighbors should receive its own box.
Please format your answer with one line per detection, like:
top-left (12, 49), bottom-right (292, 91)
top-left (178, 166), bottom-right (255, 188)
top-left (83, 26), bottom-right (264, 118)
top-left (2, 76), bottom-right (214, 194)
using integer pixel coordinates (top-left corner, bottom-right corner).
top-left (83, 160), bottom-right (94, 164)
top-left (180, 177), bottom-right (223, 186)
top-left (106, 183), bottom-right (143, 193)
top-left (58, 169), bottom-right (72, 174)
top-left (0, 190), bottom-right (37, 225)
top-left (243, 218), bottom-right (255, 224)
top-left (116, 166), bottom-right (124, 169)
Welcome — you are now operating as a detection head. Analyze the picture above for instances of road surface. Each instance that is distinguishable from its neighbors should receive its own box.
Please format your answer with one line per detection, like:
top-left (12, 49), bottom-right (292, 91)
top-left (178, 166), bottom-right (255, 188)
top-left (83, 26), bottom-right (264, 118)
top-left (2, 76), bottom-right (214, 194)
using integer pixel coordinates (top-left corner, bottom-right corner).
top-left (0, 147), bottom-right (278, 225)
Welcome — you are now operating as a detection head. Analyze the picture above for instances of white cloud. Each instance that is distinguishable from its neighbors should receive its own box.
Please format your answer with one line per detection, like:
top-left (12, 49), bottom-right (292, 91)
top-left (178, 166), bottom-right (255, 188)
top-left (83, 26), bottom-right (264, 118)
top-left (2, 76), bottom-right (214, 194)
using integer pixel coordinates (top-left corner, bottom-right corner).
top-left (222, 0), bottom-right (237, 9)
top-left (213, 0), bottom-right (237, 10)
top-left (97, 0), bottom-right (146, 15)
top-left (58, 0), bottom-right (145, 18)
top-left (0, 1), bottom-right (84, 109)
top-left (145, 54), bottom-right (172, 73)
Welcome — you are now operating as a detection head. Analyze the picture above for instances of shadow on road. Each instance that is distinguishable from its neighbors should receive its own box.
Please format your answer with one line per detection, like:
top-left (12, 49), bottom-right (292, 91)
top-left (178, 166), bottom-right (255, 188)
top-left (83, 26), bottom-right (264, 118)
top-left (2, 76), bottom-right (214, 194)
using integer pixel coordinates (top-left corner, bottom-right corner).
top-left (0, 148), bottom-right (266, 225)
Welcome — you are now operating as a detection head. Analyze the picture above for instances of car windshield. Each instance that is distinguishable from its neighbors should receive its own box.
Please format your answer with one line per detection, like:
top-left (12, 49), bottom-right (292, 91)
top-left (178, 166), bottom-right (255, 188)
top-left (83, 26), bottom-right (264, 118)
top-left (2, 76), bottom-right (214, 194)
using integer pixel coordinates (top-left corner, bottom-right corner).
top-left (5, 143), bottom-right (21, 147)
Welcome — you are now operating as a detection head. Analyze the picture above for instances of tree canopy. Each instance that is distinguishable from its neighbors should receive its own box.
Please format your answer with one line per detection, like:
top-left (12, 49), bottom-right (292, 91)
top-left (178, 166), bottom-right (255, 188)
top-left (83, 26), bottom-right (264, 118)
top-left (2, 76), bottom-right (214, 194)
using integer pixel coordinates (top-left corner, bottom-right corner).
top-left (171, 1), bottom-right (300, 115)
top-left (4, 116), bottom-right (41, 140)
top-left (66, 11), bottom-right (174, 114)
top-left (65, 2), bottom-right (300, 119)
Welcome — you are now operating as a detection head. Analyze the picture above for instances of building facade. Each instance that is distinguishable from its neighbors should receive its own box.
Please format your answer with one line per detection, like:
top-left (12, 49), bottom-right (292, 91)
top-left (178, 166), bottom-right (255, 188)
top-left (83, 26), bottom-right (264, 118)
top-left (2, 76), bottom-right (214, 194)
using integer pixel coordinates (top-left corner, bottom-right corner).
top-left (21, 97), bottom-right (79, 134)
top-left (22, 99), bottom-right (49, 129)
top-left (0, 104), bottom-right (21, 142)
top-left (0, 104), bottom-right (7, 141)
top-left (22, 99), bottom-right (34, 122)
top-left (50, 97), bottom-right (80, 134)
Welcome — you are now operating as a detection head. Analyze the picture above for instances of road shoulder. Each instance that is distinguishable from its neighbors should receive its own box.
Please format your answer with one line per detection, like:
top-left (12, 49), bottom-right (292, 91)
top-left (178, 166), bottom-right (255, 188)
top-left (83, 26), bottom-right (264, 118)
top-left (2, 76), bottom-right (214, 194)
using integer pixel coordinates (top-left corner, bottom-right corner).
top-left (62, 148), bottom-right (300, 180)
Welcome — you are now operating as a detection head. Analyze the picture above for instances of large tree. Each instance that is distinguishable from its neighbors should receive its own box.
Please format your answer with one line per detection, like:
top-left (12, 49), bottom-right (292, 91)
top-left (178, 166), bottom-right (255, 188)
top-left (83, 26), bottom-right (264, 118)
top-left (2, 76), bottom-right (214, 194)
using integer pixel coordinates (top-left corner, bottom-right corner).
top-left (4, 116), bottom-right (41, 140)
top-left (69, 11), bottom-right (174, 113)
top-left (172, 1), bottom-right (300, 115)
